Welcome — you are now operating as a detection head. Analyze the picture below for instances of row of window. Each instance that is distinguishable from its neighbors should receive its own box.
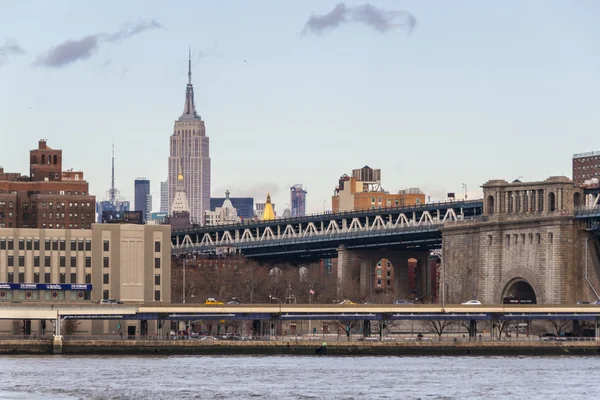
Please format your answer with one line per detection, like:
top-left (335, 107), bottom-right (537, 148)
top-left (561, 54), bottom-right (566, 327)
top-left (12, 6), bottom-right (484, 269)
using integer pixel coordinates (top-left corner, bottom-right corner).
top-left (0, 238), bottom-right (92, 251)
top-left (487, 233), bottom-right (554, 246)
top-left (369, 197), bottom-right (419, 207)
top-left (101, 289), bottom-right (162, 301)
top-left (0, 201), bottom-right (14, 208)
top-left (5, 271), bottom-right (90, 284)
top-left (376, 279), bottom-right (391, 287)
top-left (6, 255), bottom-right (93, 268)
top-left (376, 269), bottom-right (391, 277)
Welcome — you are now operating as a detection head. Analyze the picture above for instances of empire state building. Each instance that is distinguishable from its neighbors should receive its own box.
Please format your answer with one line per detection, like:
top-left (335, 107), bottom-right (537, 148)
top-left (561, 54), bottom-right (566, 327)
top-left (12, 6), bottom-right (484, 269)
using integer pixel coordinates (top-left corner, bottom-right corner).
top-left (168, 51), bottom-right (211, 224)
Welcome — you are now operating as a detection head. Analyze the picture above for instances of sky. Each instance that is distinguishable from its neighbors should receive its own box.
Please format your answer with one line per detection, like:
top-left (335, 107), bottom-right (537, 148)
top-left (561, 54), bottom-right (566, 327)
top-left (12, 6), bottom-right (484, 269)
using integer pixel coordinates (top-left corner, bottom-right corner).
top-left (1, 0), bottom-right (599, 214)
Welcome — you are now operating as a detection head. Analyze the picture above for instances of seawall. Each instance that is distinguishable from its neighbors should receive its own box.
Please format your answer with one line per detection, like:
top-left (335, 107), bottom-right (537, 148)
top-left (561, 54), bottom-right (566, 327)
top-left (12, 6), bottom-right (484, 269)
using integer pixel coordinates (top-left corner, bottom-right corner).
top-left (1, 340), bottom-right (600, 356)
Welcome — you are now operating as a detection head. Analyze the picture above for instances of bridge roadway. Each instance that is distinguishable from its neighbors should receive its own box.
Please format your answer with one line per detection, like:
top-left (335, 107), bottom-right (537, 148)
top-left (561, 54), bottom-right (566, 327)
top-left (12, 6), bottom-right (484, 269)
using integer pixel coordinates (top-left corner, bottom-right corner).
top-left (171, 200), bottom-right (484, 260)
top-left (1, 303), bottom-right (600, 321)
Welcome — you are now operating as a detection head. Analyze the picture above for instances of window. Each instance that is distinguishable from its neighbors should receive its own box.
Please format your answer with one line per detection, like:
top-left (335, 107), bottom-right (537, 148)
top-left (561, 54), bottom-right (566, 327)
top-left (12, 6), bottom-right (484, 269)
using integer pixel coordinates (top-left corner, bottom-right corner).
top-left (387, 270), bottom-right (390, 277)
top-left (70, 256), bottom-right (77, 268)
top-left (0, 240), bottom-right (5, 250)
top-left (45, 240), bottom-right (51, 250)
top-left (85, 257), bottom-right (91, 268)
top-left (84, 292), bottom-right (91, 301)
top-left (26, 240), bottom-right (32, 250)
top-left (521, 234), bottom-right (526, 244)
top-left (18, 272), bottom-right (24, 283)
top-left (155, 274), bottom-right (161, 285)
top-left (395, 199), bottom-right (399, 206)
top-left (386, 199), bottom-right (391, 206)
top-left (59, 256), bottom-right (65, 268)
top-left (103, 274), bottom-right (109, 284)
top-left (505, 235), bottom-right (510, 247)
top-left (548, 233), bottom-right (553, 244)
top-left (70, 240), bottom-right (76, 251)
top-left (45, 256), bottom-right (51, 267)
top-left (70, 273), bottom-right (77, 283)
top-left (371, 197), bottom-right (375, 204)
top-left (52, 240), bottom-right (58, 250)
top-left (154, 241), bottom-right (161, 252)
top-left (154, 290), bottom-right (161, 301)
top-left (44, 273), bottom-right (50, 283)
top-left (34, 272), bottom-right (40, 283)
top-left (85, 273), bottom-right (91, 284)
top-left (529, 234), bottom-right (533, 244)
top-left (377, 270), bottom-right (382, 277)
top-left (488, 235), bottom-right (493, 245)
top-left (387, 279), bottom-right (391, 287)
top-left (59, 240), bottom-right (65, 251)
top-left (103, 240), bottom-right (109, 252)
top-left (34, 240), bottom-right (39, 250)
top-left (85, 240), bottom-right (91, 251)
top-left (7, 239), bottom-right (13, 250)
top-left (7, 272), bottom-right (14, 283)
top-left (18, 256), bottom-right (24, 267)
top-left (103, 257), bottom-right (109, 268)
top-left (78, 241), bottom-right (84, 251)
top-left (18, 239), bottom-right (24, 250)
top-left (154, 258), bottom-right (160, 269)
top-left (377, 279), bottom-right (381, 286)
top-left (103, 290), bottom-right (109, 300)
top-left (7, 256), bottom-right (13, 267)
top-left (59, 273), bottom-right (66, 284)
top-left (377, 197), bottom-right (382, 204)
top-left (34, 256), bottom-right (40, 267)
top-left (536, 233), bottom-right (541, 244)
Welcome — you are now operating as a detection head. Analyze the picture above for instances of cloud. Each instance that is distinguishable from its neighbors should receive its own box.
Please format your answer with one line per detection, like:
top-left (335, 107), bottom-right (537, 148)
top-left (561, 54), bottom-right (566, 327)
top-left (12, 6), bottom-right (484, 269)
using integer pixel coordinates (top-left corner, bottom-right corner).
top-left (34, 20), bottom-right (163, 68)
top-left (214, 183), bottom-right (281, 201)
top-left (0, 40), bottom-right (26, 66)
top-left (303, 3), bottom-right (416, 35)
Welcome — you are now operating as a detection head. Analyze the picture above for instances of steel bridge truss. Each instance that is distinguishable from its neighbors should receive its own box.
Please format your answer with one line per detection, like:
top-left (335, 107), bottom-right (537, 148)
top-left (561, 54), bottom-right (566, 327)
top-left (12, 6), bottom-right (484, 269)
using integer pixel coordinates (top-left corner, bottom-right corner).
top-left (171, 201), bottom-right (481, 253)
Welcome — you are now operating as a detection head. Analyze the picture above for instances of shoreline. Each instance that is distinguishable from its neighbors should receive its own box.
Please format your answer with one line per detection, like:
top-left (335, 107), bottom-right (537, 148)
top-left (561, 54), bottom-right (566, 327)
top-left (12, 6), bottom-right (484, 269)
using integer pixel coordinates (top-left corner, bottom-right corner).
top-left (1, 339), bottom-right (600, 356)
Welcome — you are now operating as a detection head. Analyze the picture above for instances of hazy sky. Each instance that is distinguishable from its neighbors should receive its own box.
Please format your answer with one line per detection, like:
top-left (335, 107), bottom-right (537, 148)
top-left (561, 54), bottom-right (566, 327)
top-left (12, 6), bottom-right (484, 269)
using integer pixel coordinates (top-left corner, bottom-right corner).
top-left (1, 1), bottom-right (599, 214)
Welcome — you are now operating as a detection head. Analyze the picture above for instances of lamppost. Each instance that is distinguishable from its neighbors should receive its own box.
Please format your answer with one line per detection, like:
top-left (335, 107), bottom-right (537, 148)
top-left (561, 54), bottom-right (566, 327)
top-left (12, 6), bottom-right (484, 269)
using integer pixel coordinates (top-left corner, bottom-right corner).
top-left (462, 183), bottom-right (467, 201)
top-left (269, 295), bottom-right (282, 338)
top-left (183, 258), bottom-right (187, 304)
top-left (322, 200), bottom-right (326, 213)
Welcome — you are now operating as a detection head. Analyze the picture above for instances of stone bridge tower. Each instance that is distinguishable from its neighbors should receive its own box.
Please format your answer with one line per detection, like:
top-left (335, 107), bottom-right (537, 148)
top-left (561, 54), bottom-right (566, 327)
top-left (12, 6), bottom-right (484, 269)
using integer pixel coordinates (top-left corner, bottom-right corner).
top-left (441, 176), bottom-right (595, 304)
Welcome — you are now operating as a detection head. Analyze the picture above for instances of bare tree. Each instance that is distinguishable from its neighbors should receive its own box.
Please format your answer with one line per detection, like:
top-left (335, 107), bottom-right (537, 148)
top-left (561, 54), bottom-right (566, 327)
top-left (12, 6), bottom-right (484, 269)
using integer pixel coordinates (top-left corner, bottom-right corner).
top-left (493, 319), bottom-right (511, 339)
top-left (424, 319), bottom-right (453, 339)
top-left (336, 320), bottom-right (360, 341)
top-left (63, 319), bottom-right (80, 335)
top-left (548, 319), bottom-right (571, 336)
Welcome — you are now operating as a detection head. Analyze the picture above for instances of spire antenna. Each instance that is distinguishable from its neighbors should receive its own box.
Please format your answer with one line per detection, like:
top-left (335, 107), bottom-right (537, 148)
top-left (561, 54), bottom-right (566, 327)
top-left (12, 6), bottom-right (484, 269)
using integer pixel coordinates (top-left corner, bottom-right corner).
top-left (110, 140), bottom-right (116, 203)
top-left (188, 47), bottom-right (192, 84)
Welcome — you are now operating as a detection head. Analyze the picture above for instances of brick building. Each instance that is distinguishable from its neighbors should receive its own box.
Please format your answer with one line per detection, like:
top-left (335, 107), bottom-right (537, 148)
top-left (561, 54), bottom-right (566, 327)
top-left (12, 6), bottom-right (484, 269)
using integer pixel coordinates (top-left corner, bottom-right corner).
top-left (332, 166), bottom-right (425, 212)
top-left (572, 151), bottom-right (600, 186)
top-left (0, 140), bottom-right (95, 229)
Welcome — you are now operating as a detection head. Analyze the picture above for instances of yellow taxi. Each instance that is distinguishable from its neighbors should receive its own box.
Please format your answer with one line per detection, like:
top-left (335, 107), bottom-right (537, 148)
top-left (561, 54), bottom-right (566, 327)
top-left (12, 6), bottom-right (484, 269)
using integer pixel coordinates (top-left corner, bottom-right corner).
top-left (204, 297), bottom-right (224, 305)
top-left (338, 299), bottom-right (356, 305)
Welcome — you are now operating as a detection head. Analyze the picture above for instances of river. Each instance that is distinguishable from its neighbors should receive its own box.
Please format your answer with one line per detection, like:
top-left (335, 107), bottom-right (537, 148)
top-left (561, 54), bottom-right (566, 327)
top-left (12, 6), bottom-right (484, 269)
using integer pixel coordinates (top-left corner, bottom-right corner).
top-left (0, 355), bottom-right (598, 399)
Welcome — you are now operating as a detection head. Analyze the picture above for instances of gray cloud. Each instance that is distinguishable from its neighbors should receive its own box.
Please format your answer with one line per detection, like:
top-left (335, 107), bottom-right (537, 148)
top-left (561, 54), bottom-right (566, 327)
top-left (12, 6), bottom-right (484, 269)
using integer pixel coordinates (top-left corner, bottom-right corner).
top-left (303, 3), bottom-right (416, 35)
top-left (214, 183), bottom-right (281, 201)
top-left (0, 40), bottom-right (26, 66)
top-left (34, 20), bottom-right (163, 68)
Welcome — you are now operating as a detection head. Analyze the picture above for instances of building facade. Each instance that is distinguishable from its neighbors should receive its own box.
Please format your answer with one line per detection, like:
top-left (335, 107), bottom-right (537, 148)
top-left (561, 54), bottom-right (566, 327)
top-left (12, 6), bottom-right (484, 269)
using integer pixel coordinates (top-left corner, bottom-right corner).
top-left (204, 191), bottom-right (241, 226)
top-left (160, 180), bottom-right (168, 213)
top-left (168, 54), bottom-right (211, 225)
top-left (210, 197), bottom-right (253, 220)
top-left (0, 223), bottom-right (171, 335)
top-left (290, 184), bottom-right (307, 217)
top-left (332, 166), bottom-right (425, 212)
top-left (0, 140), bottom-right (95, 230)
top-left (573, 151), bottom-right (600, 186)
top-left (134, 178), bottom-right (150, 222)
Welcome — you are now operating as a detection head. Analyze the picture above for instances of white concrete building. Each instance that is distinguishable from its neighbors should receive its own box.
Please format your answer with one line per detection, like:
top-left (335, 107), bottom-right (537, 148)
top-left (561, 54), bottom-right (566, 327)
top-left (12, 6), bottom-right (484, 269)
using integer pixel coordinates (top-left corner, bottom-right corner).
top-left (204, 190), bottom-right (241, 226)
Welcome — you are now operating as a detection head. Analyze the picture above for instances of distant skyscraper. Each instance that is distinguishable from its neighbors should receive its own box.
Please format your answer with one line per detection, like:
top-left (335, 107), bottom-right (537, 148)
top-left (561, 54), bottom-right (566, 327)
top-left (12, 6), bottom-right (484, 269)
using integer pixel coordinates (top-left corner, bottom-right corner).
top-left (96, 142), bottom-right (129, 223)
top-left (160, 180), bottom-right (168, 213)
top-left (134, 178), bottom-right (150, 222)
top-left (291, 184), bottom-right (307, 217)
top-left (210, 196), bottom-right (254, 220)
top-left (168, 49), bottom-right (211, 224)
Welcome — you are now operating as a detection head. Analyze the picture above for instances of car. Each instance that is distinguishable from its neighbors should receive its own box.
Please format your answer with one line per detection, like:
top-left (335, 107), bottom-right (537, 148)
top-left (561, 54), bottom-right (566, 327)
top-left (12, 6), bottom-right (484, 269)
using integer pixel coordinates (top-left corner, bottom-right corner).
top-left (392, 299), bottom-right (413, 305)
top-left (227, 300), bottom-right (241, 305)
top-left (338, 299), bottom-right (356, 305)
top-left (98, 299), bottom-right (112, 304)
top-left (593, 300), bottom-right (600, 305)
top-left (108, 299), bottom-right (124, 304)
top-left (461, 300), bottom-right (482, 305)
top-left (204, 298), bottom-right (224, 305)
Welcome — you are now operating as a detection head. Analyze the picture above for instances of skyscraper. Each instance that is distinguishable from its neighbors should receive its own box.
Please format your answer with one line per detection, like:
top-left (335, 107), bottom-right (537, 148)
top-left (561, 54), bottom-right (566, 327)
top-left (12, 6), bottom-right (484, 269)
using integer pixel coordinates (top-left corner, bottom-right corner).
top-left (168, 49), bottom-right (211, 224)
top-left (134, 178), bottom-right (150, 222)
top-left (291, 184), bottom-right (307, 217)
top-left (160, 180), bottom-right (168, 213)
top-left (96, 143), bottom-right (129, 222)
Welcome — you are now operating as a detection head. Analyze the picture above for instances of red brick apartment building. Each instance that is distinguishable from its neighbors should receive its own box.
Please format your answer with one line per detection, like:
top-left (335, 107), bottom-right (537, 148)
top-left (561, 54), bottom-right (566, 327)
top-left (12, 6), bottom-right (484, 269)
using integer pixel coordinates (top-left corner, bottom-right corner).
top-left (0, 140), bottom-right (95, 229)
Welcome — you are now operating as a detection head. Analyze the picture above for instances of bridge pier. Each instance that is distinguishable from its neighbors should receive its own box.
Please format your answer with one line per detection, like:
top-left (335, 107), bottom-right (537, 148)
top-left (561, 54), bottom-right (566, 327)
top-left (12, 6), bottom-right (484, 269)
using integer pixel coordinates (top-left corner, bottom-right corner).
top-left (363, 320), bottom-right (371, 337)
top-left (469, 320), bottom-right (477, 338)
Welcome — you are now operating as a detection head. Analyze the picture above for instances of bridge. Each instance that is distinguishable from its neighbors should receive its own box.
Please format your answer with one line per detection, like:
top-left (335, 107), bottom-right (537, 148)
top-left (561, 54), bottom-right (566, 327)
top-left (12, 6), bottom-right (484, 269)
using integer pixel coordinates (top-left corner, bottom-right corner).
top-left (171, 200), bottom-right (484, 260)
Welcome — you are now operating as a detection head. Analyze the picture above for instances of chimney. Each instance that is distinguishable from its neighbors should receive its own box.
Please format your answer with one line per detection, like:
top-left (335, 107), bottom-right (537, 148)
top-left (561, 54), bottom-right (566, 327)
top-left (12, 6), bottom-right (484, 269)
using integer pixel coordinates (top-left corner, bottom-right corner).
top-left (39, 139), bottom-right (47, 150)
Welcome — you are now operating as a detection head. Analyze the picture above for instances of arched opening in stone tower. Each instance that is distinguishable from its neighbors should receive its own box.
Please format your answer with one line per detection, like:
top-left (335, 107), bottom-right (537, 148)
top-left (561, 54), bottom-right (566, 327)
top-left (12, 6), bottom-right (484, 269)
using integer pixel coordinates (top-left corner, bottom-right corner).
top-left (548, 192), bottom-right (556, 212)
top-left (374, 258), bottom-right (394, 296)
top-left (573, 192), bottom-right (582, 208)
top-left (486, 195), bottom-right (495, 215)
top-left (502, 279), bottom-right (537, 304)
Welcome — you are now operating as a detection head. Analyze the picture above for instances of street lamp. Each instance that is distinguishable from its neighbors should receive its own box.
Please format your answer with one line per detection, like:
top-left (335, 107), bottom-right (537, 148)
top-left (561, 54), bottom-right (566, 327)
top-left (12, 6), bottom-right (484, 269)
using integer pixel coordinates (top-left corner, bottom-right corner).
top-left (322, 200), bottom-right (326, 213)
top-left (269, 295), bottom-right (282, 338)
top-left (462, 183), bottom-right (467, 201)
top-left (183, 258), bottom-right (187, 304)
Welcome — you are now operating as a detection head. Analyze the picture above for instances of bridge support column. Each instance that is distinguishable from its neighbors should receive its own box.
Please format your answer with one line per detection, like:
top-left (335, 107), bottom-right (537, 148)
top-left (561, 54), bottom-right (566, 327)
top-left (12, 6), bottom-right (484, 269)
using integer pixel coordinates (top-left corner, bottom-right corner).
top-left (359, 254), bottom-right (374, 297)
top-left (337, 245), bottom-right (352, 295)
top-left (53, 314), bottom-right (63, 354)
top-left (363, 320), bottom-right (371, 337)
top-left (469, 320), bottom-right (477, 338)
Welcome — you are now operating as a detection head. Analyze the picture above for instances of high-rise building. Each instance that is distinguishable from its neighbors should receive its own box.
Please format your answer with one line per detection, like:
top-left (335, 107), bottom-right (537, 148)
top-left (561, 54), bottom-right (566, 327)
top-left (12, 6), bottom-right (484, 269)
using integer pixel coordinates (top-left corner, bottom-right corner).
top-left (209, 196), bottom-right (253, 220)
top-left (160, 180), bottom-right (169, 213)
top-left (290, 184), bottom-right (307, 217)
top-left (134, 178), bottom-right (150, 222)
top-left (96, 143), bottom-right (130, 223)
top-left (0, 139), bottom-right (95, 229)
top-left (168, 50), bottom-right (211, 224)
top-left (205, 190), bottom-right (241, 225)
top-left (572, 151), bottom-right (600, 186)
